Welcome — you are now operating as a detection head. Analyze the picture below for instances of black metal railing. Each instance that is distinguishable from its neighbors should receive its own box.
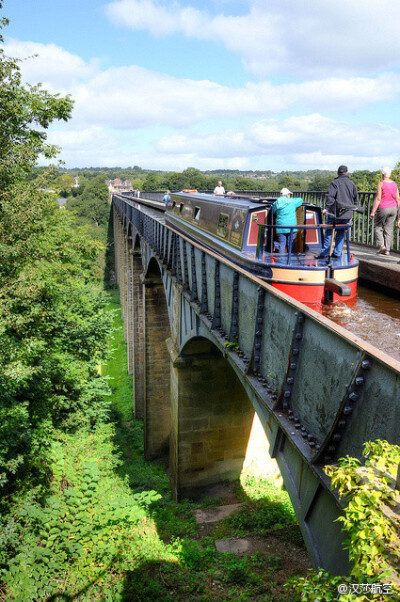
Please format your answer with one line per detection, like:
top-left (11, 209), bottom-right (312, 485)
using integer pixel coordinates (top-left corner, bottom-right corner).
top-left (255, 222), bottom-right (353, 265)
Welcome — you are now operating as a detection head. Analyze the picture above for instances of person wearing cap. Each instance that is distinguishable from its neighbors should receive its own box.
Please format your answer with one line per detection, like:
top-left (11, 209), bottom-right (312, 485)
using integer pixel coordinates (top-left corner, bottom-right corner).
top-left (370, 167), bottom-right (399, 255)
top-left (162, 190), bottom-right (171, 205)
top-left (315, 165), bottom-right (358, 259)
top-left (272, 188), bottom-right (303, 254)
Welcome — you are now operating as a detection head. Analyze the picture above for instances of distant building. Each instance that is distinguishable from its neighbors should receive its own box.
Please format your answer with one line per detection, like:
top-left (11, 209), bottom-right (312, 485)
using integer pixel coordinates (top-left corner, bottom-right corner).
top-left (106, 178), bottom-right (134, 194)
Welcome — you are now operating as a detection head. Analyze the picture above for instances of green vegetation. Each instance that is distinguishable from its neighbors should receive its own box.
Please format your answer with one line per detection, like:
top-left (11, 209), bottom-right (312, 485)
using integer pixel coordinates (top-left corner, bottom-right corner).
top-left (0, 5), bottom-right (73, 189)
top-left (1, 293), bottom-right (308, 601)
top-left (287, 440), bottom-right (400, 601)
top-left (35, 165), bottom-right (385, 198)
top-left (66, 175), bottom-right (110, 233)
top-left (0, 6), bottom-right (111, 494)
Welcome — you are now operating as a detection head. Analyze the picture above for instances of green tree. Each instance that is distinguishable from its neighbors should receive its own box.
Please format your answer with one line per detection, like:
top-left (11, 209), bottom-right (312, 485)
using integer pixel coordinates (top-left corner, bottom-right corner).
top-left (0, 8), bottom-right (112, 490)
top-left (0, 6), bottom-right (73, 189)
top-left (308, 174), bottom-right (332, 191)
top-left (181, 167), bottom-right (206, 189)
top-left (142, 172), bottom-right (163, 191)
top-left (277, 175), bottom-right (295, 189)
top-left (66, 175), bottom-right (109, 228)
top-left (351, 170), bottom-right (380, 191)
top-left (53, 173), bottom-right (75, 195)
top-left (165, 171), bottom-right (187, 191)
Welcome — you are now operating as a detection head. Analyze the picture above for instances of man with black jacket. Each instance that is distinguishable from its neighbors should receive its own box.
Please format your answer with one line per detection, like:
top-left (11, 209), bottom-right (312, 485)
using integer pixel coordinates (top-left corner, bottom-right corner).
top-left (316, 165), bottom-right (358, 258)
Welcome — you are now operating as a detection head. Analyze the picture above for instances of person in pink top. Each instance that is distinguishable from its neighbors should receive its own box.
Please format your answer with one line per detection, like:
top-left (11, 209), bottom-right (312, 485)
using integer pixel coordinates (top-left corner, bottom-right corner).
top-left (370, 166), bottom-right (400, 255)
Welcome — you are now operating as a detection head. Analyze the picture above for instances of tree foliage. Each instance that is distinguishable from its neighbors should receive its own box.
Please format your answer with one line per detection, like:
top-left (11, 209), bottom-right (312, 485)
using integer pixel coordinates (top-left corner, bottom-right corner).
top-left (0, 7), bottom-right (112, 491)
top-left (66, 175), bottom-right (110, 228)
top-left (0, 4), bottom-right (73, 189)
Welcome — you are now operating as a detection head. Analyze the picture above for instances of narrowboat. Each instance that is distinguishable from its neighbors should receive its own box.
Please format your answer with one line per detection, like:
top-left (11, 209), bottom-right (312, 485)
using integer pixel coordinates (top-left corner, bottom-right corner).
top-left (165, 191), bottom-right (359, 307)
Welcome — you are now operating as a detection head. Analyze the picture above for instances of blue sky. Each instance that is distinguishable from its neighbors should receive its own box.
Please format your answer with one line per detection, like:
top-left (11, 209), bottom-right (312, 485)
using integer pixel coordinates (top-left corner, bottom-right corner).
top-left (4, 0), bottom-right (400, 171)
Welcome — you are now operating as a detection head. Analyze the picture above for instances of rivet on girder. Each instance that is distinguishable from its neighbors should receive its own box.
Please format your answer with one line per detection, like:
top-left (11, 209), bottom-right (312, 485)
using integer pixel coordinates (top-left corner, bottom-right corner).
top-left (287, 377), bottom-right (294, 384)
top-left (361, 360), bottom-right (371, 370)
top-left (343, 406), bottom-right (353, 415)
top-left (349, 391), bottom-right (359, 402)
top-left (284, 390), bottom-right (291, 398)
top-left (333, 433), bottom-right (342, 442)
top-left (355, 376), bottom-right (365, 386)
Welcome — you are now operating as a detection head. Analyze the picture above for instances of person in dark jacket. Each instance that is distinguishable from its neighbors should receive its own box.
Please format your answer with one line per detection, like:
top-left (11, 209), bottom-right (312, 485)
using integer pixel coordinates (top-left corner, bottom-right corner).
top-left (316, 165), bottom-right (358, 258)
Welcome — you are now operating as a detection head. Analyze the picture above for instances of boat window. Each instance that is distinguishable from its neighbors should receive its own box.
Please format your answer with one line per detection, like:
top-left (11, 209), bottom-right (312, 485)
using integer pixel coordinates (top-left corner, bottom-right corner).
top-left (194, 207), bottom-right (201, 221)
top-left (217, 213), bottom-right (229, 238)
top-left (179, 203), bottom-right (184, 214)
top-left (172, 201), bottom-right (176, 209)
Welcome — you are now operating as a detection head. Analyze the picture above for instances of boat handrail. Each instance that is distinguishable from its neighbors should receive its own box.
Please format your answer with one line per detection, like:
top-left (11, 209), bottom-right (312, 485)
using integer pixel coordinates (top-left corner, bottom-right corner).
top-left (256, 222), bottom-right (353, 265)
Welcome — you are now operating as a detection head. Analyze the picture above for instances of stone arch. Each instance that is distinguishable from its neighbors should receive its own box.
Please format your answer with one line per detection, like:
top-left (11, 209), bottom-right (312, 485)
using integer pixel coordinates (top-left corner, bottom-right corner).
top-left (133, 232), bottom-right (141, 252)
top-left (129, 229), bottom-right (145, 418)
top-left (124, 222), bottom-right (135, 375)
top-left (142, 257), bottom-right (172, 460)
top-left (169, 336), bottom-right (275, 500)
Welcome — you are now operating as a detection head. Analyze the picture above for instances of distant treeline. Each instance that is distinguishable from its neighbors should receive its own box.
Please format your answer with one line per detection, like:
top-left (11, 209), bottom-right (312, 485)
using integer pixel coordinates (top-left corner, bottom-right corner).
top-left (32, 165), bottom-right (388, 194)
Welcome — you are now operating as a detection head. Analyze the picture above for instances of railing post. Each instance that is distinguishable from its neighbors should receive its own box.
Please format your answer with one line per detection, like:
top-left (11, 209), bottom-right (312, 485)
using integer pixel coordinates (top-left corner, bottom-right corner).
top-left (200, 251), bottom-right (208, 314)
top-left (229, 271), bottom-right (239, 342)
top-left (211, 261), bottom-right (221, 330)
top-left (190, 245), bottom-right (198, 302)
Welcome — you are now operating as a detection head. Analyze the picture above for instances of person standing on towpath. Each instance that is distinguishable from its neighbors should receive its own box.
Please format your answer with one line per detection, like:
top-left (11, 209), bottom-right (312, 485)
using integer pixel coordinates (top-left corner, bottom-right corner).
top-left (370, 167), bottom-right (399, 256)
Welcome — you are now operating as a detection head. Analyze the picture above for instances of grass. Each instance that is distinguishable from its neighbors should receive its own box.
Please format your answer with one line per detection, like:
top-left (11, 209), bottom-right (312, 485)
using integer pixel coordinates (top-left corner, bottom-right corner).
top-left (101, 288), bottom-right (133, 422)
top-left (1, 290), bottom-right (310, 601)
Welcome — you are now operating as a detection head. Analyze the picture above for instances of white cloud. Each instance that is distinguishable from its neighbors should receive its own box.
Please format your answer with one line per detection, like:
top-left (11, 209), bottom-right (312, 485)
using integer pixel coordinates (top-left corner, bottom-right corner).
top-left (7, 38), bottom-right (400, 130)
top-left (44, 116), bottom-right (400, 170)
top-left (3, 39), bottom-right (99, 89)
top-left (105, 0), bottom-right (400, 77)
top-left (7, 37), bottom-right (400, 169)
top-left (156, 114), bottom-right (400, 167)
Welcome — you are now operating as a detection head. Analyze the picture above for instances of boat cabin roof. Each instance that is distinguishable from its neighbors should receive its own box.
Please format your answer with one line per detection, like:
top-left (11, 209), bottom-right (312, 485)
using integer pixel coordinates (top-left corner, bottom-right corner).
top-left (172, 191), bottom-right (275, 210)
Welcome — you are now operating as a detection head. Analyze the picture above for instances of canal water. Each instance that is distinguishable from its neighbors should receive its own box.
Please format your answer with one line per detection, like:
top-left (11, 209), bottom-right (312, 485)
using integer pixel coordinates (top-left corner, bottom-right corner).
top-left (323, 285), bottom-right (400, 361)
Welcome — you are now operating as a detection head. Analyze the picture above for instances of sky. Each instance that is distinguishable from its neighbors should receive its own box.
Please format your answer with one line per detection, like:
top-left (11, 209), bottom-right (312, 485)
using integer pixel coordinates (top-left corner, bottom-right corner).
top-left (4, 0), bottom-right (400, 171)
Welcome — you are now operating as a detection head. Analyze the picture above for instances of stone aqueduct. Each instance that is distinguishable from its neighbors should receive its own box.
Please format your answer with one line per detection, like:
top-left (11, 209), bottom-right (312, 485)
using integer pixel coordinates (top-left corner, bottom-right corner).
top-left (112, 194), bottom-right (400, 575)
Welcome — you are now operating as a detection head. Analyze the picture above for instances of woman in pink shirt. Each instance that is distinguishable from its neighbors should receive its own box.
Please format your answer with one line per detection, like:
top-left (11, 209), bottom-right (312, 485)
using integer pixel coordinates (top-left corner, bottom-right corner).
top-left (370, 166), bottom-right (399, 255)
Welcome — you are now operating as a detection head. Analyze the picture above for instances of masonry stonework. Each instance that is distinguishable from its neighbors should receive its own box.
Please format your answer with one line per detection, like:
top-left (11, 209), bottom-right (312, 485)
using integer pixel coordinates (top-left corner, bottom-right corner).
top-left (168, 339), bottom-right (254, 500)
top-left (143, 271), bottom-right (171, 460)
top-left (131, 250), bottom-right (145, 418)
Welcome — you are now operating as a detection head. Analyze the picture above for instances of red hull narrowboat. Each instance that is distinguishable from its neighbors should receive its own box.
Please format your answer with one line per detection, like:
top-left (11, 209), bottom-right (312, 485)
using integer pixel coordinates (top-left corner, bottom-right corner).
top-left (165, 192), bottom-right (358, 308)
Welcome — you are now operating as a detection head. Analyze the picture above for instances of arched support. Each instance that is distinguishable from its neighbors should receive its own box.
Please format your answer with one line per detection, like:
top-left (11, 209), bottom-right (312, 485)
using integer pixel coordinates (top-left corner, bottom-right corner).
top-left (143, 259), bottom-right (171, 460)
top-left (168, 337), bottom-right (255, 501)
top-left (126, 225), bottom-right (134, 374)
top-left (130, 235), bottom-right (145, 418)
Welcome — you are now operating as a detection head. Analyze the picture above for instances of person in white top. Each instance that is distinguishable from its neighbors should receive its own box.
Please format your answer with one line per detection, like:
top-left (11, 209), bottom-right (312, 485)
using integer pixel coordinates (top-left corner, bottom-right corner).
top-left (213, 181), bottom-right (225, 195)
